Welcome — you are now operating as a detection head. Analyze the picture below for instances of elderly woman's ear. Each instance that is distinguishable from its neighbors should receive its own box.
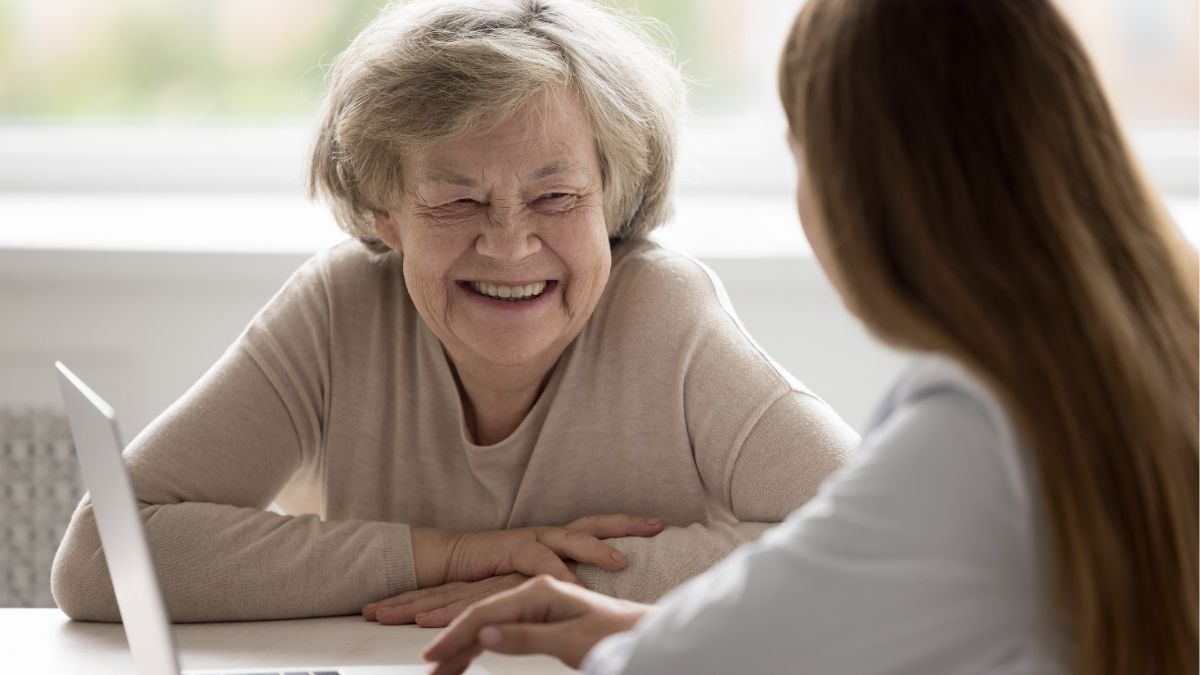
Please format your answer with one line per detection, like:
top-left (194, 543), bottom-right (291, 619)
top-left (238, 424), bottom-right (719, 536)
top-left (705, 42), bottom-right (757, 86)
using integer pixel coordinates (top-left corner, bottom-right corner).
top-left (374, 210), bottom-right (403, 252)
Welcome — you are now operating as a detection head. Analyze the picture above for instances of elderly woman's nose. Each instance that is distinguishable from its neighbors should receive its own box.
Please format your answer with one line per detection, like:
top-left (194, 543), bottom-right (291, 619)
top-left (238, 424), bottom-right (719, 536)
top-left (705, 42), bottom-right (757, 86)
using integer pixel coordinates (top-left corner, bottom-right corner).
top-left (475, 219), bottom-right (542, 262)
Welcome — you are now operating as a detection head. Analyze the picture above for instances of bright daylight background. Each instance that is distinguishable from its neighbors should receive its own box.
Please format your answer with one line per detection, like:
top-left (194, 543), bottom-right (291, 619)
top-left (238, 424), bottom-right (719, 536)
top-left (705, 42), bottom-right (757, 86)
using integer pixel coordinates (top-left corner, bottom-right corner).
top-left (0, 0), bottom-right (1196, 607)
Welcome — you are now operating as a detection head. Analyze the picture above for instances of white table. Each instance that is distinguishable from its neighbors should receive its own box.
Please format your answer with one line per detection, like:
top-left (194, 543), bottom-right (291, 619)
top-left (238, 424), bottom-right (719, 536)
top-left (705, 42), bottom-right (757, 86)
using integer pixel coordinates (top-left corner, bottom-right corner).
top-left (2, 608), bottom-right (573, 674)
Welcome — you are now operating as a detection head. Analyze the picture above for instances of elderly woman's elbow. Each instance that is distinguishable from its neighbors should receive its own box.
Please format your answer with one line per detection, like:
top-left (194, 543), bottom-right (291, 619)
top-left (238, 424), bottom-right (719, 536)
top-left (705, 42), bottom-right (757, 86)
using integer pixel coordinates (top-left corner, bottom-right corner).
top-left (51, 506), bottom-right (121, 622)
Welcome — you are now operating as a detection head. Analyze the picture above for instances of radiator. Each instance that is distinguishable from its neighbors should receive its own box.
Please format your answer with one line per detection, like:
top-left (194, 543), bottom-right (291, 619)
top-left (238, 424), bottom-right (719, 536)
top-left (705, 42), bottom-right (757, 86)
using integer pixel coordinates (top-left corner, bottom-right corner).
top-left (0, 408), bottom-right (83, 608)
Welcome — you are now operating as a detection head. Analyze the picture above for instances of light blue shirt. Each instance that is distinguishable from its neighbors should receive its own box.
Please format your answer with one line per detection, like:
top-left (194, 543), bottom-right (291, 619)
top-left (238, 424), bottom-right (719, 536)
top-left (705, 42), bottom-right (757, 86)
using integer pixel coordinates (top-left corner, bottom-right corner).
top-left (582, 355), bottom-right (1064, 674)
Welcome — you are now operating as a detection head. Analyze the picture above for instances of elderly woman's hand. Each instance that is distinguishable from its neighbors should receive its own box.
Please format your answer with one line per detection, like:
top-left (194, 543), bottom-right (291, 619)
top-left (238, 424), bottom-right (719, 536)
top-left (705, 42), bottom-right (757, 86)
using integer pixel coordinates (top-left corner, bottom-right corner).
top-left (390, 514), bottom-right (663, 617)
top-left (422, 574), bottom-right (651, 675)
top-left (363, 573), bottom-right (531, 626)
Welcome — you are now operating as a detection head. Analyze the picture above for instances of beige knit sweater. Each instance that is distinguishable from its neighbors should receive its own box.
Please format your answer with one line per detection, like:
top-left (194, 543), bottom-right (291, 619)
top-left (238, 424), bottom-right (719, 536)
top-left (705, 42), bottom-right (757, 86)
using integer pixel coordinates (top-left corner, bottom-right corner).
top-left (51, 238), bottom-right (858, 622)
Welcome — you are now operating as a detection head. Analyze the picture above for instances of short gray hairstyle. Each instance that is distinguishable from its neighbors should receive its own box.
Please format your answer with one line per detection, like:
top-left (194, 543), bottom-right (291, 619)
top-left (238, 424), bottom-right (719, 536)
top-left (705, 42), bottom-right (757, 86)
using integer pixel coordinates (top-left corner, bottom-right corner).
top-left (308, 0), bottom-right (686, 253)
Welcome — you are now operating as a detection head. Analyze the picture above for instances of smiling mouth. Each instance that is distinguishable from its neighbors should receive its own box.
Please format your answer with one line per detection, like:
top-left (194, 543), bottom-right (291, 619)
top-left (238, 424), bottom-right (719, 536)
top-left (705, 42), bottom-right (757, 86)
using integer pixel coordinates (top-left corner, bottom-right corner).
top-left (466, 280), bottom-right (554, 302)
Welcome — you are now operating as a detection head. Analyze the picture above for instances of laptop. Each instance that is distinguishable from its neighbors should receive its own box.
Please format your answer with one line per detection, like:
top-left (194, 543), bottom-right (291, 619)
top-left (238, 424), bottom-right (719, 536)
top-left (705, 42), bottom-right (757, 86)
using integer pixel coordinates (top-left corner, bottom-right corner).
top-left (55, 361), bottom-right (488, 675)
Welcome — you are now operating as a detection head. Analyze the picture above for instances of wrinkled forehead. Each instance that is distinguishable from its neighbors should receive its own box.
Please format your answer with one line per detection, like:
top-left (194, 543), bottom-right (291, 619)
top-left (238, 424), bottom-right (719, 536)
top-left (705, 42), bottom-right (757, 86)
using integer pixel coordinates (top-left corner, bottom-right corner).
top-left (404, 89), bottom-right (602, 189)
top-left (415, 158), bottom-right (593, 192)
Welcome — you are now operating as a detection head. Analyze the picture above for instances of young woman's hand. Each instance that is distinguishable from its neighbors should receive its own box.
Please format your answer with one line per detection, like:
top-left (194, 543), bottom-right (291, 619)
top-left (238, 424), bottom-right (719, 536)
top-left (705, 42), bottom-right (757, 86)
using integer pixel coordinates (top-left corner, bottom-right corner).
top-left (422, 575), bottom-right (652, 675)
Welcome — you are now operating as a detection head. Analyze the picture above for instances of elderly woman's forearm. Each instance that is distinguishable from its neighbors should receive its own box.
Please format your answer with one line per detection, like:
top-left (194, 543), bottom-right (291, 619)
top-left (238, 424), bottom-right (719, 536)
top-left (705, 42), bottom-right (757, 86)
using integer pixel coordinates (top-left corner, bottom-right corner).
top-left (572, 521), bottom-right (776, 603)
top-left (51, 499), bottom-right (414, 622)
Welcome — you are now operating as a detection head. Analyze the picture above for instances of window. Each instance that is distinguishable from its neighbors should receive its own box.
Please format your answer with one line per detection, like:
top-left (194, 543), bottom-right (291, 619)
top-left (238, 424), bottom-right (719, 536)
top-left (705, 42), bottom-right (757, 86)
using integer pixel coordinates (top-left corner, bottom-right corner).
top-left (1, 0), bottom-right (1195, 243)
top-left (0, 0), bottom-right (380, 122)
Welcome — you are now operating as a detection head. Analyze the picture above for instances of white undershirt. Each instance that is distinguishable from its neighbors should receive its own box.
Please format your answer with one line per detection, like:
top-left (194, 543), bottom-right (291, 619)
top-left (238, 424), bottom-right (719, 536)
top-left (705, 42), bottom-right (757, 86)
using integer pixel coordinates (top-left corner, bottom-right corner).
top-left (581, 355), bottom-right (1065, 675)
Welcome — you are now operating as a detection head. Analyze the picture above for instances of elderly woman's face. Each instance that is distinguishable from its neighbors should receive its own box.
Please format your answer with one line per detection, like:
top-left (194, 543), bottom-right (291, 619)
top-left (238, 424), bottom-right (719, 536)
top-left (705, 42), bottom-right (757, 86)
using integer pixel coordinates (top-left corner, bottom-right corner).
top-left (375, 91), bottom-right (612, 372)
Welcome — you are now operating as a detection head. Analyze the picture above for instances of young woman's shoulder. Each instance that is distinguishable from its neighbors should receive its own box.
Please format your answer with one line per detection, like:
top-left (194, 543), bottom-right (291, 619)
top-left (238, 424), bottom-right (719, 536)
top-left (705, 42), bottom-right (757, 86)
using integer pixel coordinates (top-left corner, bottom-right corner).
top-left (856, 354), bottom-right (1036, 527)
top-left (869, 356), bottom-right (1017, 457)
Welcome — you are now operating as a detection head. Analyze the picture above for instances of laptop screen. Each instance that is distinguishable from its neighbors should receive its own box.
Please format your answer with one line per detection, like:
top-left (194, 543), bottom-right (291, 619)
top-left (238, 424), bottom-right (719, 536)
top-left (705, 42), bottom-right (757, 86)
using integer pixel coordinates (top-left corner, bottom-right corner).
top-left (56, 362), bottom-right (182, 675)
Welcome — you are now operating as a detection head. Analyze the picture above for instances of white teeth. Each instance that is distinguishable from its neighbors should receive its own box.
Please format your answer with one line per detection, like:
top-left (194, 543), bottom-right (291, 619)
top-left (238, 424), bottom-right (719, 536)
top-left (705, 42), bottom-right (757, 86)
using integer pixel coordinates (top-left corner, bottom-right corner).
top-left (470, 280), bottom-right (548, 301)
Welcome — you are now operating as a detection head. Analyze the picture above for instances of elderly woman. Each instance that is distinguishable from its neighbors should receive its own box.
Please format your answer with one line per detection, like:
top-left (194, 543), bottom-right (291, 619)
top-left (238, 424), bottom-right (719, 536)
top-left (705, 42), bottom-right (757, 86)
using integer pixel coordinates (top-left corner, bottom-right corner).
top-left (51, 0), bottom-right (856, 624)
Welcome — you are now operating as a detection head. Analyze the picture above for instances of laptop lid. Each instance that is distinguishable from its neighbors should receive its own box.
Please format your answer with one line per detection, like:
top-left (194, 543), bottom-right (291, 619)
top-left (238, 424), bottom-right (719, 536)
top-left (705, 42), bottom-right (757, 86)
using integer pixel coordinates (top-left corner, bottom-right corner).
top-left (55, 361), bottom-right (181, 675)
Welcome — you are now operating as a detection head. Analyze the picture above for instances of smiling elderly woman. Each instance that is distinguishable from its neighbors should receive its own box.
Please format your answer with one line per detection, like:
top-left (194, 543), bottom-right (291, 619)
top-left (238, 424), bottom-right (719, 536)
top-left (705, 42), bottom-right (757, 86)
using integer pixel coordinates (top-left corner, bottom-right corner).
top-left (51, 0), bottom-right (857, 624)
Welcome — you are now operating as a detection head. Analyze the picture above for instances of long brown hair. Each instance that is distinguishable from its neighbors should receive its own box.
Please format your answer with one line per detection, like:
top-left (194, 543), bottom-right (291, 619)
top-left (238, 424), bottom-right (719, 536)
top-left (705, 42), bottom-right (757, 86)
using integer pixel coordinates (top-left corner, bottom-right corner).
top-left (780, 1), bottom-right (1198, 673)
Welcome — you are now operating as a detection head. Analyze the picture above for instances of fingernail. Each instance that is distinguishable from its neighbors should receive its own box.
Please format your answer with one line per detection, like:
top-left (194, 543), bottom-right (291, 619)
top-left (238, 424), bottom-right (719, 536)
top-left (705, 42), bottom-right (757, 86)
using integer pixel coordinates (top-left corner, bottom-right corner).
top-left (364, 603), bottom-right (377, 611)
top-left (647, 518), bottom-right (662, 526)
top-left (610, 551), bottom-right (625, 563)
top-left (480, 627), bottom-right (503, 648)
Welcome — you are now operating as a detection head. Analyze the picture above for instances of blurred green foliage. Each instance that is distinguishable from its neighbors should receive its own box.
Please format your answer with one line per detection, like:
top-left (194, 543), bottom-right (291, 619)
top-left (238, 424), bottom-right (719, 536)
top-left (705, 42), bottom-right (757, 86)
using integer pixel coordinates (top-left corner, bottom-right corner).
top-left (0, 0), bottom-right (746, 122)
top-left (0, 0), bottom-right (384, 121)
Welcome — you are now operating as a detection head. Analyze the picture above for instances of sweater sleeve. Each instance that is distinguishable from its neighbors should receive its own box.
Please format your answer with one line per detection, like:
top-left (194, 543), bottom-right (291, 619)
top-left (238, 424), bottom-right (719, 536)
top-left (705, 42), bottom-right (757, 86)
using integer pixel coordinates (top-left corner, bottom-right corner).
top-left (575, 253), bottom-right (859, 602)
top-left (575, 392), bottom-right (857, 602)
top-left (50, 254), bottom-right (416, 622)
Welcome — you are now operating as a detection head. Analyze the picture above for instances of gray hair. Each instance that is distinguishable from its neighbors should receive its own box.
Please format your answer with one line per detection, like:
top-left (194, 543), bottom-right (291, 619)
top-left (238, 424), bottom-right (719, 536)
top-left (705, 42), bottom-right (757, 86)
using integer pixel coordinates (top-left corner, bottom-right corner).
top-left (308, 0), bottom-right (686, 253)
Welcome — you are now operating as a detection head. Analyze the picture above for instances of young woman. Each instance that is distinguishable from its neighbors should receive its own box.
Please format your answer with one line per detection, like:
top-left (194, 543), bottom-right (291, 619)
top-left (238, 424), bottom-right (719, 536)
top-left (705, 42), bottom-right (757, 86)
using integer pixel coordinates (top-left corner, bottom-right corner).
top-left (422, 1), bottom-right (1199, 673)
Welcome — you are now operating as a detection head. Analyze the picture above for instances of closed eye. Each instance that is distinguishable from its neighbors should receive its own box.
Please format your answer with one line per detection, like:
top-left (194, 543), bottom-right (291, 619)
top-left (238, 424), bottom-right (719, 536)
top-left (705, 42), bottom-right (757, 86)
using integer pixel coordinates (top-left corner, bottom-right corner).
top-left (534, 192), bottom-right (576, 212)
top-left (426, 198), bottom-right (484, 220)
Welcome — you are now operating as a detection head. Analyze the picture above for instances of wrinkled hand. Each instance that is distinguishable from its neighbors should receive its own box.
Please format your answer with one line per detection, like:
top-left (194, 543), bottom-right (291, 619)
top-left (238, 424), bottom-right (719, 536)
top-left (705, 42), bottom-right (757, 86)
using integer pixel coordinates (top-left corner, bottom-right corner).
top-left (363, 573), bottom-right (530, 627)
top-left (422, 575), bottom-right (652, 675)
top-left (407, 514), bottom-right (664, 592)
